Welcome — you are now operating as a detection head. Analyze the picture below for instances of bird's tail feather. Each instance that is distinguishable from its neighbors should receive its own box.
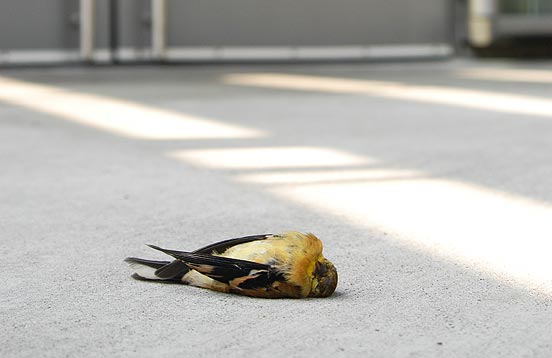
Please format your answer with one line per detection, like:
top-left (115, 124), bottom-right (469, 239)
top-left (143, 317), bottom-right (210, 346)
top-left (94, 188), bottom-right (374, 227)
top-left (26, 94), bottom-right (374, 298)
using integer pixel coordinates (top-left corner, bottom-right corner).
top-left (154, 260), bottom-right (191, 279)
top-left (124, 257), bottom-right (171, 280)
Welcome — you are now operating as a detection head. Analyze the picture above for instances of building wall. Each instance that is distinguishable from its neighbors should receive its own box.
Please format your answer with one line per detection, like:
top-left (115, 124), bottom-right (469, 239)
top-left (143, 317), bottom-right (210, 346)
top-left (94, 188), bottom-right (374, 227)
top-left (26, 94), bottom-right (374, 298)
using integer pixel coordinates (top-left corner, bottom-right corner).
top-left (0, 0), bottom-right (452, 64)
top-left (0, 0), bottom-right (79, 50)
top-left (167, 0), bottom-right (450, 46)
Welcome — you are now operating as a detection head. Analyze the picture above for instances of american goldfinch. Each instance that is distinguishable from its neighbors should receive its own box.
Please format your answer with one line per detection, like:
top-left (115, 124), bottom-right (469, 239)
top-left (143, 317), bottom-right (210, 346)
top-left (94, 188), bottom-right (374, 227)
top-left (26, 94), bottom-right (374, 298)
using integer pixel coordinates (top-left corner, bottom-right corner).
top-left (125, 231), bottom-right (337, 298)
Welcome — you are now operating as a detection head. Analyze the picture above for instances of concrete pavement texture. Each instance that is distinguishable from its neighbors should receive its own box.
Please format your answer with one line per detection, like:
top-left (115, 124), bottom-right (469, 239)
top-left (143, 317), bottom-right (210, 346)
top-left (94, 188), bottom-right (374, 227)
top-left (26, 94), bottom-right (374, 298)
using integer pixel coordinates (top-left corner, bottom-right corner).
top-left (1, 60), bottom-right (551, 357)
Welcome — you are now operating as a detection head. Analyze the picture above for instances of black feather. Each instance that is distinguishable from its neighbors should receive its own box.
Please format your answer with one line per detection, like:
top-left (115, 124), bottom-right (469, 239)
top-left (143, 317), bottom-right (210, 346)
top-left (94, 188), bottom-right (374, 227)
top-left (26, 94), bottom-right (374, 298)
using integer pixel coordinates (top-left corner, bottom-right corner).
top-left (154, 260), bottom-right (190, 279)
top-left (130, 273), bottom-right (184, 284)
top-left (191, 234), bottom-right (272, 254)
top-left (124, 257), bottom-right (170, 269)
top-left (236, 270), bottom-right (284, 289)
top-left (124, 257), bottom-right (183, 283)
top-left (147, 245), bottom-right (270, 270)
top-left (146, 244), bottom-right (278, 284)
top-left (134, 234), bottom-right (274, 283)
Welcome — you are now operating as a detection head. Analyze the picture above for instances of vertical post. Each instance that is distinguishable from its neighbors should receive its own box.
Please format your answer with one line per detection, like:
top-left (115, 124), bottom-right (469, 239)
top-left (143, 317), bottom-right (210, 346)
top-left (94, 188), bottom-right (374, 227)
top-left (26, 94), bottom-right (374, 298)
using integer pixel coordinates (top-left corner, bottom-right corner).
top-left (110, 0), bottom-right (119, 63)
top-left (151, 0), bottom-right (167, 61)
top-left (80, 0), bottom-right (95, 62)
top-left (468, 0), bottom-right (496, 47)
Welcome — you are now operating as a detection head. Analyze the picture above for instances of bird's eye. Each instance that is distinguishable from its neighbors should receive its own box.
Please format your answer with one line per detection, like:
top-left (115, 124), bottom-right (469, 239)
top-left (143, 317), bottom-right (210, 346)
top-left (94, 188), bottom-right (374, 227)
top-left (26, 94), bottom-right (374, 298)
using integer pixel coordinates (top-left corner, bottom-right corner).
top-left (314, 261), bottom-right (328, 276)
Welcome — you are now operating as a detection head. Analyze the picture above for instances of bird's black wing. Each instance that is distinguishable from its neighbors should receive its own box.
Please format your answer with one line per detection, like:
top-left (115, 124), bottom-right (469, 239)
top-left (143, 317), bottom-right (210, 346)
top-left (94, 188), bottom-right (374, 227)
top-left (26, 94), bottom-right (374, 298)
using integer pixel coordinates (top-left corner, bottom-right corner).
top-left (152, 234), bottom-right (272, 280)
top-left (153, 260), bottom-right (190, 279)
top-left (148, 244), bottom-right (282, 288)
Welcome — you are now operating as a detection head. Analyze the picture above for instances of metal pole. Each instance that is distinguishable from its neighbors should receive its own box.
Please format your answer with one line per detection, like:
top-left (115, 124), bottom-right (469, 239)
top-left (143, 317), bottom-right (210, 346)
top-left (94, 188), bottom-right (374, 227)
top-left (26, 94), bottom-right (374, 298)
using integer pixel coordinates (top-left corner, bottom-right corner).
top-left (80, 0), bottom-right (95, 62)
top-left (110, 0), bottom-right (119, 63)
top-left (151, 0), bottom-right (167, 61)
top-left (468, 0), bottom-right (496, 47)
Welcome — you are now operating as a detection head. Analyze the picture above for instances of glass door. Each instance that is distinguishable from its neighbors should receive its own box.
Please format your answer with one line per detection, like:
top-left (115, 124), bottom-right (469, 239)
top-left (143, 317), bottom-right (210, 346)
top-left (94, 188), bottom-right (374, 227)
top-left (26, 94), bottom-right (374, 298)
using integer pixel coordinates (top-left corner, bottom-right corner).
top-left (499, 0), bottom-right (552, 14)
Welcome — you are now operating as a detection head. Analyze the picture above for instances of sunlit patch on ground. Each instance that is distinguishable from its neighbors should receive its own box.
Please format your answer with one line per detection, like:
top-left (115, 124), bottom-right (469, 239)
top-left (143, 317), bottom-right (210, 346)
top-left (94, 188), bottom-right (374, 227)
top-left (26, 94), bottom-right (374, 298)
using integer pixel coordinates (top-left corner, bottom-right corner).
top-left (224, 72), bottom-right (552, 118)
top-left (0, 75), bottom-right (263, 140)
top-left (456, 67), bottom-right (552, 84)
top-left (169, 147), bottom-right (371, 169)
top-left (237, 167), bottom-right (552, 295)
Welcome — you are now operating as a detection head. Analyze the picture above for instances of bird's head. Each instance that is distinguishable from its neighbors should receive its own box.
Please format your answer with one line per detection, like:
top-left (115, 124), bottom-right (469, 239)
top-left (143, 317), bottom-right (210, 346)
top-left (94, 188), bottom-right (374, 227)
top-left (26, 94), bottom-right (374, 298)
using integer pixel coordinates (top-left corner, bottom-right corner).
top-left (308, 258), bottom-right (338, 297)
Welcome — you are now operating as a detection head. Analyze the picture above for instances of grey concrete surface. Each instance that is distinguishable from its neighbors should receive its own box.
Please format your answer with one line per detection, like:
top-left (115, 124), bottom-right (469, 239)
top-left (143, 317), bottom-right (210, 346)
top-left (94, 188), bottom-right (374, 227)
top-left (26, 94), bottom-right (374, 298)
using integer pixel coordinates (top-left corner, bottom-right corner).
top-left (1, 60), bottom-right (552, 357)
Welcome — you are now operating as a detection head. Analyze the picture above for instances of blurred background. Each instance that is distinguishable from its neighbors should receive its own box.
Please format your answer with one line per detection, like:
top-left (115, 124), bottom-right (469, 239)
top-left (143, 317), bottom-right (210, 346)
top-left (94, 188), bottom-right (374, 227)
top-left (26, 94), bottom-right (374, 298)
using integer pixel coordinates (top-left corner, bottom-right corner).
top-left (1, 0), bottom-right (552, 65)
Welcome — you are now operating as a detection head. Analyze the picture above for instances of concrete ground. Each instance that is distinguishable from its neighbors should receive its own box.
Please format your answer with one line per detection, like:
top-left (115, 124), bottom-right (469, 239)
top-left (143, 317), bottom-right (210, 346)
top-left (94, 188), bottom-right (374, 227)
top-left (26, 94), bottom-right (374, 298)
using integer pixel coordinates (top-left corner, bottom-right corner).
top-left (1, 59), bottom-right (551, 357)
